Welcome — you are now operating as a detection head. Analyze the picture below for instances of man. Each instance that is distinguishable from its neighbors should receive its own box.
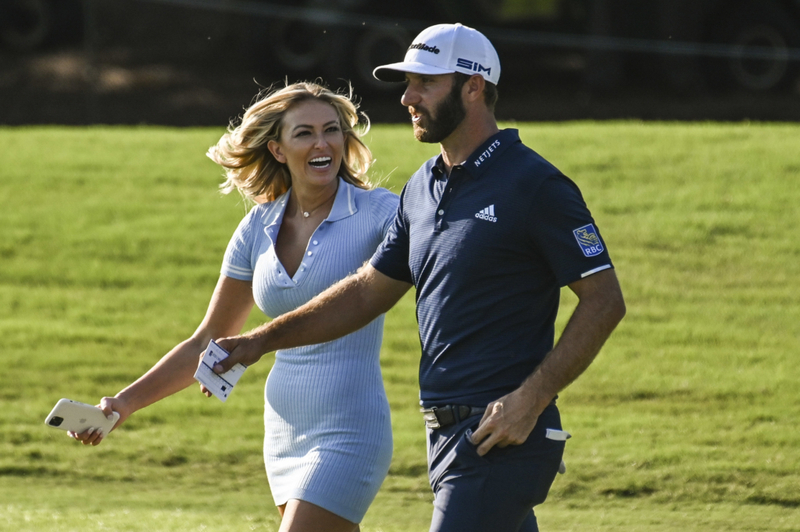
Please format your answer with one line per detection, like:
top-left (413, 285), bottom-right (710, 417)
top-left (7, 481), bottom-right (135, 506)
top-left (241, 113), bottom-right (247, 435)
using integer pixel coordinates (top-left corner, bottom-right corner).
top-left (212, 23), bottom-right (626, 532)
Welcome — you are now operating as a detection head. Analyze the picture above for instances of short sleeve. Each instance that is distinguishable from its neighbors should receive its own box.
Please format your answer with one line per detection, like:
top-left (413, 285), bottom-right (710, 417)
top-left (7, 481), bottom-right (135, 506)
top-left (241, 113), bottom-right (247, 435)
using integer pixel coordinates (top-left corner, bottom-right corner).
top-left (529, 175), bottom-right (613, 287)
top-left (370, 186), bottom-right (413, 284)
top-left (367, 187), bottom-right (400, 239)
top-left (221, 207), bottom-right (258, 281)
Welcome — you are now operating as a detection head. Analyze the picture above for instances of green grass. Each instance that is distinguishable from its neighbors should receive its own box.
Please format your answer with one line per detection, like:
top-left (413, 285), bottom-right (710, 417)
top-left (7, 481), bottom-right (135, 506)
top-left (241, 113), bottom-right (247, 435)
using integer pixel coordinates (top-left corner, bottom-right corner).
top-left (1, 122), bottom-right (799, 531)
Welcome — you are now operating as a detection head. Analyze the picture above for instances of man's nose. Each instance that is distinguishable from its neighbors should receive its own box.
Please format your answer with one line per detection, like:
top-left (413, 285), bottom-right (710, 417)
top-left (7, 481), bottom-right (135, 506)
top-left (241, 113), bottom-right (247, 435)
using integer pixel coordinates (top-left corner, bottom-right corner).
top-left (401, 85), bottom-right (419, 107)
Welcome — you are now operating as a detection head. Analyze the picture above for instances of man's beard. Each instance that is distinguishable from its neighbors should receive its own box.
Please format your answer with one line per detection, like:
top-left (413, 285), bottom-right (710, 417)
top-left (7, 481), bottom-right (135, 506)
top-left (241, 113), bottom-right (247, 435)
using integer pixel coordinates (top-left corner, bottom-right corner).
top-left (413, 80), bottom-right (466, 143)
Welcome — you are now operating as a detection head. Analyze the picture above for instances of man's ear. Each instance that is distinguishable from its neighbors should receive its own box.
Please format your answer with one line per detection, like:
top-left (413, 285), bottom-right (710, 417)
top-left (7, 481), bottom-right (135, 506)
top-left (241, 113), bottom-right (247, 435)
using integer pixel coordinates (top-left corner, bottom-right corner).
top-left (267, 139), bottom-right (286, 163)
top-left (463, 74), bottom-right (486, 104)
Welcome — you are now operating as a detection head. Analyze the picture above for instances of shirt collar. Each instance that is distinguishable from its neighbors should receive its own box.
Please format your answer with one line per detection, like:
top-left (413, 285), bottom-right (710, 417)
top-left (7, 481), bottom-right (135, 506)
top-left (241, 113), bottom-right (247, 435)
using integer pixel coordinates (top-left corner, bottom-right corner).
top-left (259, 176), bottom-right (358, 226)
top-left (431, 129), bottom-right (520, 180)
top-left (464, 129), bottom-right (519, 179)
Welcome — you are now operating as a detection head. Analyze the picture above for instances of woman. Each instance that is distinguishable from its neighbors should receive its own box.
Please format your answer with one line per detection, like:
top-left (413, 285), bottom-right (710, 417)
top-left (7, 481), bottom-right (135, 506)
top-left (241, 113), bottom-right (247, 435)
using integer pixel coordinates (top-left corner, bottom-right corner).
top-left (71, 82), bottom-right (399, 532)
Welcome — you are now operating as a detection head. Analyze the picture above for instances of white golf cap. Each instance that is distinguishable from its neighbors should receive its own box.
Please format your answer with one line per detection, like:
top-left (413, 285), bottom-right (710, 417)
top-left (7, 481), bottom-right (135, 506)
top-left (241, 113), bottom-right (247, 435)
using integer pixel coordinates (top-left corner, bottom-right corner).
top-left (373, 23), bottom-right (501, 85)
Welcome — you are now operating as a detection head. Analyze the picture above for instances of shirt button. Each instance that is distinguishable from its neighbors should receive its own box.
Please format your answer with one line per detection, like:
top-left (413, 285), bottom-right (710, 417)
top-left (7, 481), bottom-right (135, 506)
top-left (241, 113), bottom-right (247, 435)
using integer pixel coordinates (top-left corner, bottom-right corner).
top-left (307, 251), bottom-right (313, 256)
top-left (437, 209), bottom-right (444, 215)
top-left (313, 240), bottom-right (318, 245)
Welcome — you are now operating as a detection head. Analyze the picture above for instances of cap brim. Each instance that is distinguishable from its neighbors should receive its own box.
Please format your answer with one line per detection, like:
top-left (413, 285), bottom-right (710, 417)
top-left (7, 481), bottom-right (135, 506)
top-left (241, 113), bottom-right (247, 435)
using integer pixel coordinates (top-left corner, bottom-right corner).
top-left (373, 61), bottom-right (457, 82)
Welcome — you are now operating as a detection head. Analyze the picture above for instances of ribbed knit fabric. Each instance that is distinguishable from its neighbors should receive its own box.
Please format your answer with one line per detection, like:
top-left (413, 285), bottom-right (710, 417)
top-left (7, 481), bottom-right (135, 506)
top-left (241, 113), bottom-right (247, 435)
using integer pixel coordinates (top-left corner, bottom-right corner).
top-left (221, 179), bottom-right (398, 523)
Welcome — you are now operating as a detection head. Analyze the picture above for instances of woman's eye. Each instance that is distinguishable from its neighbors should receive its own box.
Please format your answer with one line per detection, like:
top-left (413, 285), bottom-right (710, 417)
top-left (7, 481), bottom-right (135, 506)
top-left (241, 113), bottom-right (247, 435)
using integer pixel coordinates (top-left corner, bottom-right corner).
top-left (326, 126), bottom-right (341, 133)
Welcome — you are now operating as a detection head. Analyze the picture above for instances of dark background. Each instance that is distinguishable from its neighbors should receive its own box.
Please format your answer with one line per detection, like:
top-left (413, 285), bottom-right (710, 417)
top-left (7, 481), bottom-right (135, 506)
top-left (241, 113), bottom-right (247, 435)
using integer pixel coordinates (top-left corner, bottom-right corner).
top-left (2, 0), bottom-right (800, 126)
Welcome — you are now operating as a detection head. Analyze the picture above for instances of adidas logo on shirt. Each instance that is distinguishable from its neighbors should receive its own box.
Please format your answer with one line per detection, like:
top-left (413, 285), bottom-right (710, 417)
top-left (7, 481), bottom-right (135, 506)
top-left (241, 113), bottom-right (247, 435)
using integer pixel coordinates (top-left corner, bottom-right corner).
top-left (475, 205), bottom-right (497, 223)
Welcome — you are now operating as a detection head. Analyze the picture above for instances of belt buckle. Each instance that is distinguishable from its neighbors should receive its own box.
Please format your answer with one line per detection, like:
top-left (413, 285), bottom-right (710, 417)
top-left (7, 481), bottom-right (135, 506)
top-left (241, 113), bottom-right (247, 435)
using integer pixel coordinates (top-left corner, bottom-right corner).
top-left (421, 407), bottom-right (441, 429)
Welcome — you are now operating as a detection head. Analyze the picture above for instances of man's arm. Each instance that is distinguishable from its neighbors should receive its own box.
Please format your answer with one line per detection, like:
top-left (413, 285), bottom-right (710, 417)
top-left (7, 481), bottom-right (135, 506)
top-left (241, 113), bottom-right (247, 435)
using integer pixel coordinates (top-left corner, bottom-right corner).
top-left (470, 268), bottom-right (626, 455)
top-left (211, 264), bottom-right (413, 374)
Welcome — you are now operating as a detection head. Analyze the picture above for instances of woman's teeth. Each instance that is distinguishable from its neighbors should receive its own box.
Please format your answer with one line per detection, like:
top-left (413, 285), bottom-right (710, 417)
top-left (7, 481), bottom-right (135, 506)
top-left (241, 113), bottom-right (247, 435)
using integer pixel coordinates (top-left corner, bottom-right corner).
top-left (309, 157), bottom-right (332, 167)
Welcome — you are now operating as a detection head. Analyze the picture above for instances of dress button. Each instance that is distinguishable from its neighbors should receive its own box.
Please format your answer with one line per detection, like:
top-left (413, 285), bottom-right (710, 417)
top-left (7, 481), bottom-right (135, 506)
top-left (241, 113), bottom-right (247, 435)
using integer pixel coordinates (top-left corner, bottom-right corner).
top-left (437, 209), bottom-right (444, 215)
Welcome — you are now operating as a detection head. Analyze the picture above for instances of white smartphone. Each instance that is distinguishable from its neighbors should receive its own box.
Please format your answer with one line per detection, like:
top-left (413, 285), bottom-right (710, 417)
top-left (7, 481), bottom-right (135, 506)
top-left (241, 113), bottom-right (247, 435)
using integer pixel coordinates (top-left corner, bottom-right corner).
top-left (44, 398), bottom-right (120, 435)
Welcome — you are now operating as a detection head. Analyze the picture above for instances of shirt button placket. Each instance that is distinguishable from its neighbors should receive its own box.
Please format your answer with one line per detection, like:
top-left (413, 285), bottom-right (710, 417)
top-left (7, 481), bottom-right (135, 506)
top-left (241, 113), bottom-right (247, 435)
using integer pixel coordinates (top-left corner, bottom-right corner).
top-left (436, 177), bottom-right (457, 230)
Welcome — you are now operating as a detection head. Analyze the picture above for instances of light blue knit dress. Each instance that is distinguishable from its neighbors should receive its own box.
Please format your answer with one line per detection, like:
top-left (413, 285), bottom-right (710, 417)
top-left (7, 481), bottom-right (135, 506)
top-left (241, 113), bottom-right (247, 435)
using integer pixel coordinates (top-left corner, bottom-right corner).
top-left (221, 179), bottom-right (398, 523)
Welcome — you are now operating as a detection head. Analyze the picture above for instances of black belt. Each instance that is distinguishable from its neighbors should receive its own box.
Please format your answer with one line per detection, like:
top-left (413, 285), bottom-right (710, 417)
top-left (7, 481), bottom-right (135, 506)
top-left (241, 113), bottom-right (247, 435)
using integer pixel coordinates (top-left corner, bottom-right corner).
top-left (421, 405), bottom-right (485, 430)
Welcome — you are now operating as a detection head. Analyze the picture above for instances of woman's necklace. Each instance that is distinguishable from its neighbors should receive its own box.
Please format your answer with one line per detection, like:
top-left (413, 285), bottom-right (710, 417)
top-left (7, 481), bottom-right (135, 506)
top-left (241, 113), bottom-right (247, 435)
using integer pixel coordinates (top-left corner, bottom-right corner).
top-left (297, 186), bottom-right (337, 219)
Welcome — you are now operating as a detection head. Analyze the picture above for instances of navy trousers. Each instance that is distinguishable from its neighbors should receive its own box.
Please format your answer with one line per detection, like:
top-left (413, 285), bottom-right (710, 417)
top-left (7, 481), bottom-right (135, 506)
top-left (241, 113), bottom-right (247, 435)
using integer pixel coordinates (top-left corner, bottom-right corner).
top-left (427, 402), bottom-right (564, 532)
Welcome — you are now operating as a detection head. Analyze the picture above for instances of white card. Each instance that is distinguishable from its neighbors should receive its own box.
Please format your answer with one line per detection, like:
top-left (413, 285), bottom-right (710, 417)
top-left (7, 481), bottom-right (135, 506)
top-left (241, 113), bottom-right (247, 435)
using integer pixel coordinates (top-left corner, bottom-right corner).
top-left (194, 340), bottom-right (247, 402)
top-left (545, 428), bottom-right (572, 441)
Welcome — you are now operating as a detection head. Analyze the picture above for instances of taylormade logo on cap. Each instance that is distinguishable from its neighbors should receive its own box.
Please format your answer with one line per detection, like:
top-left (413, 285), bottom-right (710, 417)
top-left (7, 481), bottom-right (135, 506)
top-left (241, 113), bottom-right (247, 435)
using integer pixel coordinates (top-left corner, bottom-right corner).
top-left (408, 43), bottom-right (441, 54)
top-left (373, 23), bottom-right (501, 85)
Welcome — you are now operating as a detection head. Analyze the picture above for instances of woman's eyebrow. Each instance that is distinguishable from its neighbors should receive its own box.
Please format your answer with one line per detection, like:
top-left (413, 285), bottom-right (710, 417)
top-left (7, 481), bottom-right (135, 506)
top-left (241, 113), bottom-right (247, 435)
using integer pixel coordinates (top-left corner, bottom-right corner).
top-left (291, 120), bottom-right (339, 132)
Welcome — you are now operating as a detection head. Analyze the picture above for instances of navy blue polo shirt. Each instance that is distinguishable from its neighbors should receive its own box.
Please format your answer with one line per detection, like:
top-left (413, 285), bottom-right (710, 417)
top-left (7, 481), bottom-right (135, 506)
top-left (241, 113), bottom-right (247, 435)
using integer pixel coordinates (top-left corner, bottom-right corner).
top-left (371, 129), bottom-right (613, 408)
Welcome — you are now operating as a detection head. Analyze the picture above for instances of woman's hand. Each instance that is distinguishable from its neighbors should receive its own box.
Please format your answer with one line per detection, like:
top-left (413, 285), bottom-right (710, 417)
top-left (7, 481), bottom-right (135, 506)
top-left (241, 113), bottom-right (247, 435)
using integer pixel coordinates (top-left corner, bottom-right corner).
top-left (67, 396), bottom-right (131, 446)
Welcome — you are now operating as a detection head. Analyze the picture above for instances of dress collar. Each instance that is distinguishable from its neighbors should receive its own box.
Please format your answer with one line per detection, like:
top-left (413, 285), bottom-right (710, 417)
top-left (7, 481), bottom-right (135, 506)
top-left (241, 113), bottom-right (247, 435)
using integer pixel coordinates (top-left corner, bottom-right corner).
top-left (259, 176), bottom-right (358, 226)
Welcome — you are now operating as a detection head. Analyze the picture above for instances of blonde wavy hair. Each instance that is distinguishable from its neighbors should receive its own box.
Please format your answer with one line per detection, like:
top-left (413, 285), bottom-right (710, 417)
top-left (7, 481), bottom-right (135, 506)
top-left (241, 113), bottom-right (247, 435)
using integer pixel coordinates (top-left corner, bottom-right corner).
top-left (208, 82), bottom-right (373, 202)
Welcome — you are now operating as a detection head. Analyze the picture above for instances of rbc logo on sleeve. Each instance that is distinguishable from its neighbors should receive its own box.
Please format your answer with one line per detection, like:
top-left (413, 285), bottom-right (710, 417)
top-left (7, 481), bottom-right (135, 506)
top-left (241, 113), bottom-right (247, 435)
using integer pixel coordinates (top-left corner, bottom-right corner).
top-left (573, 224), bottom-right (604, 257)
